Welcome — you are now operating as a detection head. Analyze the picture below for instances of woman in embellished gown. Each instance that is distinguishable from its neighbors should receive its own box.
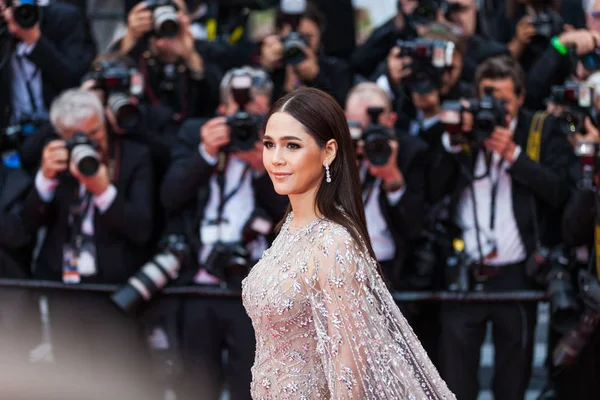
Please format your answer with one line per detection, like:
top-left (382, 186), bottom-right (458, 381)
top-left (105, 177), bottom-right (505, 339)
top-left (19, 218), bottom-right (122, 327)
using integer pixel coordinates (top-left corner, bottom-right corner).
top-left (242, 87), bottom-right (455, 399)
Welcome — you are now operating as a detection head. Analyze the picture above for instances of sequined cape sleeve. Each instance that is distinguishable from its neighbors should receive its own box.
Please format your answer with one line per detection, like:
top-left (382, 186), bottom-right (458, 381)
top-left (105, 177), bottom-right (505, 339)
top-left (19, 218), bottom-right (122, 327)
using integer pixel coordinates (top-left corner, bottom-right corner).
top-left (304, 222), bottom-right (456, 399)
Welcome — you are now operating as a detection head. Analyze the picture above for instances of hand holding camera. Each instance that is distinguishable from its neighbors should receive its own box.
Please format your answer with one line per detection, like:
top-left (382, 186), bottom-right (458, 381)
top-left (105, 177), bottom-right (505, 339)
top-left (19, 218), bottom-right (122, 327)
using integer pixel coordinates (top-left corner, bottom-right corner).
top-left (365, 140), bottom-right (404, 189)
top-left (1, 0), bottom-right (40, 45)
top-left (558, 29), bottom-right (600, 56)
top-left (260, 34), bottom-right (284, 71)
top-left (201, 117), bottom-right (230, 158)
top-left (292, 44), bottom-right (319, 81)
top-left (125, 1), bottom-right (153, 43)
top-left (41, 140), bottom-right (69, 180)
top-left (70, 162), bottom-right (110, 196)
top-left (483, 125), bottom-right (518, 162)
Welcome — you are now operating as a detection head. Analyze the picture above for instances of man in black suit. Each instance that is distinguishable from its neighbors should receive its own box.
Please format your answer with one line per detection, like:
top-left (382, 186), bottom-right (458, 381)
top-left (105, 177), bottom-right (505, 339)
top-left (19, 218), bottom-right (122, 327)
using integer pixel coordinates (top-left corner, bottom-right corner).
top-left (22, 88), bottom-right (156, 400)
top-left (430, 55), bottom-right (572, 400)
top-left (160, 66), bottom-right (287, 400)
top-left (0, 1), bottom-right (90, 134)
top-left (344, 82), bottom-right (444, 364)
top-left (0, 162), bottom-right (37, 367)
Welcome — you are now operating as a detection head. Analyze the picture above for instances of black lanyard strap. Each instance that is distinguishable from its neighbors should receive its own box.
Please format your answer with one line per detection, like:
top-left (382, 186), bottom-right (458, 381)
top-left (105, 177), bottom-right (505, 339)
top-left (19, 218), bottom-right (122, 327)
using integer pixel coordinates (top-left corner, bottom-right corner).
top-left (15, 55), bottom-right (40, 114)
top-left (69, 191), bottom-right (93, 248)
top-left (215, 157), bottom-right (251, 224)
top-left (488, 154), bottom-right (505, 232)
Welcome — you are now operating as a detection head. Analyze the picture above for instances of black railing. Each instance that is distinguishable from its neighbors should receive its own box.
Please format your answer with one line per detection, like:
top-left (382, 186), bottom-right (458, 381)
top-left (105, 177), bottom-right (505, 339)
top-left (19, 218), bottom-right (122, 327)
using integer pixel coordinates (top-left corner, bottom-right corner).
top-left (0, 278), bottom-right (548, 302)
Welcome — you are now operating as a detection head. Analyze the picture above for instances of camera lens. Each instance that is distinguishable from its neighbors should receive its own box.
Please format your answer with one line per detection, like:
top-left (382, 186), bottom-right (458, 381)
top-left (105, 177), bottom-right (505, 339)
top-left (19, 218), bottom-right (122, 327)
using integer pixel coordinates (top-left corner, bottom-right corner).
top-left (107, 93), bottom-right (142, 132)
top-left (13, 0), bottom-right (39, 29)
top-left (71, 144), bottom-right (100, 177)
top-left (283, 33), bottom-right (307, 65)
top-left (153, 6), bottom-right (179, 38)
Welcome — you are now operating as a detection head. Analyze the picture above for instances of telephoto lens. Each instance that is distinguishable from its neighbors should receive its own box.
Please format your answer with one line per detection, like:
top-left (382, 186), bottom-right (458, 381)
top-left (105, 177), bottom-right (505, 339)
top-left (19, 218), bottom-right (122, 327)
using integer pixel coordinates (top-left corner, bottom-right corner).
top-left (10, 0), bottom-right (39, 29)
top-left (107, 93), bottom-right (142, 132)
top-left (112, 235), bottom-right (188, 314)
top-left (146, 0), bottom-right (180, 38)
top-left (65, 133), bottom-right (100, 177)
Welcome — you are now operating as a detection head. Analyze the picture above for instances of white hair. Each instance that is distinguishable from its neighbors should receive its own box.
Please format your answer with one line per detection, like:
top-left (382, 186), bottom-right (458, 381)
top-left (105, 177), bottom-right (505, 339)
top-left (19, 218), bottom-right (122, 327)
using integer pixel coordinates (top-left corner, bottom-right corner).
top-left (584, 0), bottom-right (598, 13)
top-left (345, 82), bottom-right (393, 111)
top-left (49, 89), bottom-right (105, 134)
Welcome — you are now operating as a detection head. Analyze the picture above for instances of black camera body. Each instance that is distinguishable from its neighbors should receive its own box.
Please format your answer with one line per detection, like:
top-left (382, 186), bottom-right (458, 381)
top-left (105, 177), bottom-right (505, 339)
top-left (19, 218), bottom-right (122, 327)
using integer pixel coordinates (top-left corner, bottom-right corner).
top-left (548, 81), bottom-right (596, 137)
top-left (112, 234), bottom-right (189, 313)
top-left (86, 61), bottom-right (144, 133)
top-left (442, 87), bottom-right (507, 143)
top-left (145, 0), bottom-right (180, 38)
top-left (530, 10), bottom-right (562, 40)
top-left (204, 242), bottom-right (251, 283)
top-left (0, 115), bottom-right (41, 154)
top-left (65, 132), bottom-right (100, 177)
top-left (7, 0), bottom-right (39, 29)
top-left (408, 0), bottom-right (441, 27)
top-left (396, 38), bottom-right (454, 94)
top-left (281, 31), bottom-right (309, 65)
top-left (225, 71), bottom-right (261, 152)
top-left (361, 107), bottom-right (394, 166)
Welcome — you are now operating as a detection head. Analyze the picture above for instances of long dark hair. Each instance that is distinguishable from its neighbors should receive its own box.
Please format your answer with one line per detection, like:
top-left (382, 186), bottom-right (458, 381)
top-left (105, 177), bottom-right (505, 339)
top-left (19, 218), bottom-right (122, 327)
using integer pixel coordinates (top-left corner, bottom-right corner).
top-left (268, 87), bottom-right (377, 262)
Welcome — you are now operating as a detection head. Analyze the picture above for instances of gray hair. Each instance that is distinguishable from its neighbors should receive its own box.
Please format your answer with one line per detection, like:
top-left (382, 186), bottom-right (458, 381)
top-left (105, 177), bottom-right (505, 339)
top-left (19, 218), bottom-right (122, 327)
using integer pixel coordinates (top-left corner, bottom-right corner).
top-left (50, 89), bottom-right (105, 134)
top-left (219, 66), bottom-right (273, 105)
top-left (585, 0), bottom-right (598, 12)
top-left (346, 82), bottom-right (392, 111)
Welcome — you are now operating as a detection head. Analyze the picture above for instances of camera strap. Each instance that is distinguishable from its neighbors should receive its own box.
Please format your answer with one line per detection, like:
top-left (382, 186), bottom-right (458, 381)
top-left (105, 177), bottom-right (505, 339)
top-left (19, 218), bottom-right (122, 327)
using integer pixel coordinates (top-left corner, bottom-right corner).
top-left (525, 111), bottom-right (547, 251)
top-left (15, 55), bottom-right (40, 114)
top-left (488, 155), bottom-right (505, 232)
top-left (68, 190), bottom-right (93, 250)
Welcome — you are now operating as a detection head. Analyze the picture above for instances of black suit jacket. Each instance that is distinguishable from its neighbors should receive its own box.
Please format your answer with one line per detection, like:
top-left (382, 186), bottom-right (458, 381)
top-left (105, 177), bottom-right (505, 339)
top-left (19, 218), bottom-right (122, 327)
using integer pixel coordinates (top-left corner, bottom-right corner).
top-left (363, 134), bottom-right (428, 286)
top-left (23, 138), bottom-right (155, 283)
top-left (160, 118), bottom-right (288, 278)
top-left (0, 166), bottom-right (33, 278)
top-left (429, 109), bottom-right (572, 256)
top-left (0, 3), bottom-right (89, 130)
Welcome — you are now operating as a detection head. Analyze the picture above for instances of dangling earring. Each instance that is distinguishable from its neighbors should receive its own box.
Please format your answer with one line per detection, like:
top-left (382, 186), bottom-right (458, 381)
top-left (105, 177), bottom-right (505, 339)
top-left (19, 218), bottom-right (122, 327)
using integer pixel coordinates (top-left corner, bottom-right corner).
top-left (324, 161), bottom-right (331, 183)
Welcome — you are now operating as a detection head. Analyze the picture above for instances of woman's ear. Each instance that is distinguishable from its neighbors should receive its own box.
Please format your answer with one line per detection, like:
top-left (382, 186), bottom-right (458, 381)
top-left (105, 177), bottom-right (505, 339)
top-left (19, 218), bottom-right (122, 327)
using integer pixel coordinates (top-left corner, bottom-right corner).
top-left (323, 139), bottom-right (338, 165)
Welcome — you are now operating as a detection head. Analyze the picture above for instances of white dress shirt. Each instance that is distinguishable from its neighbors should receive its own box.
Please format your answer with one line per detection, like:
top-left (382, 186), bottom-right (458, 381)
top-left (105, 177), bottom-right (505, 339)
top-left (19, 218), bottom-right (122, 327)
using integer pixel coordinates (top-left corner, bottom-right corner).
top-left (360, 163), bottom-right (406, 262)
top-left (444, 119), bottom-right (527, 266)
top-left (409, 110), bottom-right (441, 137)
top-left (11, 42), bottom-right (48, 124)
top-left (195, 145), bottom-right (267, 283)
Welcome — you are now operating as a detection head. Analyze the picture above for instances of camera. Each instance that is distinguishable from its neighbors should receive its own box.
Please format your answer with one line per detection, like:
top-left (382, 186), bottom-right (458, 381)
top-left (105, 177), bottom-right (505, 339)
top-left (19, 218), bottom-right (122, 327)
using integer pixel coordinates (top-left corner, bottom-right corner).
top-left (441, 87), bottom-right (507, 144)
top-left (225, 71), bottom-right (262, 152)
top-left (85, 61), bottom-right (144, 133)
top-left (408, 0), bottom-right (441, 28)
top-left (145, 0), bottom-right (180, 38)
top-left (580, 47), bottom-right (600, 73)
top-left (553, 270), bottom-right (600, 367)
top-left (361, 107), bottom-right (394, 166)
top-left (281, 31), bottom-right (309, 65)
top-left (7, 0), bottom-right (39, 29)
top-left (573, 141), bottom-right (600, 190)
top-left (203, 242), bottom-right (251, 283)
top-left (396, 38), bottom-right (455, 94)
top-left (65, 132), bottom-right (100, 177)
top-left (0, 115), bottom-right (40, 153)
top-left (530, 10), bottom-right (562, 40)
top-left (111, 234), bottom-right (189, 314)
top-left (548, 81), bottom-right (596, 137)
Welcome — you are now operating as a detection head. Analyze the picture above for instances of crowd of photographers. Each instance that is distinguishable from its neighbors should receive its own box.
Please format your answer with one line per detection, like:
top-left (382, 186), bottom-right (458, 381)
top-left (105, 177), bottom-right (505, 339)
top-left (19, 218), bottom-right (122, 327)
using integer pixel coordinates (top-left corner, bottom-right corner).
top-left (1, 0), bottom-right (600, 399)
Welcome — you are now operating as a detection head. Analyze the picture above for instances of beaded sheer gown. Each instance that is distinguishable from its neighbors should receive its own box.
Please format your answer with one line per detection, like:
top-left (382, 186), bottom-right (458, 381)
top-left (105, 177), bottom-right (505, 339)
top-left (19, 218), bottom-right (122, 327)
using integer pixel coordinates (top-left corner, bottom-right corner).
top-left (242, 213), bottom-right (456, 399)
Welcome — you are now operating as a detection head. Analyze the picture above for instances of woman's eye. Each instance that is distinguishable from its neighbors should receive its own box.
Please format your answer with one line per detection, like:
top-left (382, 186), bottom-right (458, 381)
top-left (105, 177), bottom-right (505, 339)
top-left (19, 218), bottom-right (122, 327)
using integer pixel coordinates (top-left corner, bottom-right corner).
top-left (263, 141), bottom-right (274, 149)
top-left (287, 143), bottom-right (301, 150)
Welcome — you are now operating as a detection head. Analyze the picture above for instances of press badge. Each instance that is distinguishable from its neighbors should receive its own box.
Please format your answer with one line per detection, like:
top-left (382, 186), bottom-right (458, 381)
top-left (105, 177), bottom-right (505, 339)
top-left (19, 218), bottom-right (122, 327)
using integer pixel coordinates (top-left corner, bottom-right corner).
top-left (77, 235), bottom-right (97, 277)
top-left (62, 244), bottom-right (81, 284)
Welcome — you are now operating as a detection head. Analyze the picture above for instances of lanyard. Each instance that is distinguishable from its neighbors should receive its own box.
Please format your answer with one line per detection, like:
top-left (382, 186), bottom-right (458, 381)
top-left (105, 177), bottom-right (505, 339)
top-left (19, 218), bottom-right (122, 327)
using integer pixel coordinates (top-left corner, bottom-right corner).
top-left (362, 172), bottom-right (377, 206)
top-left (488, 152), bottom-right (505, 232)
top-left (214, 156), bottom-right (251, 225)
top-left (69, 191), bottom-right (93, 249)
top-left (15, 55), bottom-right (40, 114)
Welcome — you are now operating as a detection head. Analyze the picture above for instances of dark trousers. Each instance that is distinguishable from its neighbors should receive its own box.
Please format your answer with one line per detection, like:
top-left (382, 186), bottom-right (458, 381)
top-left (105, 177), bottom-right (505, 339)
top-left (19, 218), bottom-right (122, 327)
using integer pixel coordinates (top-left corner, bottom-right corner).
top-left (179, 296), bottom-right (255, 400)
top-left (439, 262), bottom-right (538, 400)
top-left (47, 292), bottom-right (157, 400)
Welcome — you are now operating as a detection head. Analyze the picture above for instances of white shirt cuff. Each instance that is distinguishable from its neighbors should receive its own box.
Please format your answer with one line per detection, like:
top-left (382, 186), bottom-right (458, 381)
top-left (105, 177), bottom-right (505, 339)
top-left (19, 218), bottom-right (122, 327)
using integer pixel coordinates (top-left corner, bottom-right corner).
top-left (93, 184), bottom-right (117, 214)
top-left (35, 170), bottom-right (59, 203)
top-left (386, 185), bottom-right (407, 206)
top-left (441, 132), bottom-right (463, 153)
top-left (508, 145), bottom-right (522, 166)
top-left (17, 41), bottom-right (38, 56)
top-left (198, 144), bottom-right (218, 166)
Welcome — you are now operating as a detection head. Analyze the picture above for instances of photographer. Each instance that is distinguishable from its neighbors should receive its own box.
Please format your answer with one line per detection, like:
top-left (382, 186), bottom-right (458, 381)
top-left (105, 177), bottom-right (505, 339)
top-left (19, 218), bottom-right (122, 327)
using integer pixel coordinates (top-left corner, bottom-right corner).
top-left (525, 23), bottom-right (600, 110)
top-left (497, 0), bottom-right (566, 72)
top-left (160, 67), bottom-right (287, 400)
top-left (430, 55), bottom-right (572, 400)
top-left (22, 89), bottom-right (156, 399)
top-left (116, 0), bottom-right (222, 135)
top-left (257, 1), bottom-right (354, 105)
top-left (0, 160), bottom-right (37, 366)
top-left (376, 25), bottom-right (473, 132)
top-left (0, 0), bottom-right (90, 134)
top-left (344, 82), bottom-right (441, 361)
top-left (554, 119), bottom-right (600, 400)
